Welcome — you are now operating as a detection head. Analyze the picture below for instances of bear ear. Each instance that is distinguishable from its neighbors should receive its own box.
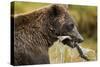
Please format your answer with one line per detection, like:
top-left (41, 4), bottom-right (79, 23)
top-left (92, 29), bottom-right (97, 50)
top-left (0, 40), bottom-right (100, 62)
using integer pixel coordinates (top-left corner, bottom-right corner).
top-left (49, 4), bottom-right (68, 16)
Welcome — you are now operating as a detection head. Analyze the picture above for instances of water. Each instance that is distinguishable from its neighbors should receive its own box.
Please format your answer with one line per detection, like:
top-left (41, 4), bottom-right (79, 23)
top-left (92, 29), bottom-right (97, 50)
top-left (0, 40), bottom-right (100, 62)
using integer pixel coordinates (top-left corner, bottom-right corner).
top-left (49, 40), bottom-right (96, 63)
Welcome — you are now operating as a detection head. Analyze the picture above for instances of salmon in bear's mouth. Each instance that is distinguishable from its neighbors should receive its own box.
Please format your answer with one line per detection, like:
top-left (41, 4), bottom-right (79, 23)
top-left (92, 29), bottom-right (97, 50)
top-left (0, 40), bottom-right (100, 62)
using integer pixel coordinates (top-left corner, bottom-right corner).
top-left (57, 36), bottom-right (90, 61)
top-left (57, 36), bottom-right (80, 48)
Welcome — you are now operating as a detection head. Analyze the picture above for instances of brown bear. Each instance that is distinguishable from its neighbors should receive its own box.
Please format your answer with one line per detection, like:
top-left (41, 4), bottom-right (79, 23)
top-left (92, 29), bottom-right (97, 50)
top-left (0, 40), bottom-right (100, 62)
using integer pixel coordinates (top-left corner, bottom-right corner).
top-left (11, 4), bottom-right (84, 65)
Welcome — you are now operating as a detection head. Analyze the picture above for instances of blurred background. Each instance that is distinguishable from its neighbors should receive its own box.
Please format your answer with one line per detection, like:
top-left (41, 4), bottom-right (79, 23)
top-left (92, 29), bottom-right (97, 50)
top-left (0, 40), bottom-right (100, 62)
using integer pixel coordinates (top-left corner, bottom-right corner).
top-left (11, 1), bottom-right (97, 63)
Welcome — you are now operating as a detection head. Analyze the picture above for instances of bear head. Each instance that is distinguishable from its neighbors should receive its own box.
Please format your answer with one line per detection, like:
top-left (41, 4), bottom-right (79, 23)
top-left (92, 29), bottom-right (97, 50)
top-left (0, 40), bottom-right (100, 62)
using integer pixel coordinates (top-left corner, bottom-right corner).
top-left (40, 4), bottom-right (84, 48)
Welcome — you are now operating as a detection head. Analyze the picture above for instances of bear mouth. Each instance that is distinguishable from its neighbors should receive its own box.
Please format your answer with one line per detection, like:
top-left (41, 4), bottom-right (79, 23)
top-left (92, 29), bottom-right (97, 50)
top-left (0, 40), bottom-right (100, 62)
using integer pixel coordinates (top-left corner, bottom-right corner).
top-left (57, 36), bottom-right (79, 48)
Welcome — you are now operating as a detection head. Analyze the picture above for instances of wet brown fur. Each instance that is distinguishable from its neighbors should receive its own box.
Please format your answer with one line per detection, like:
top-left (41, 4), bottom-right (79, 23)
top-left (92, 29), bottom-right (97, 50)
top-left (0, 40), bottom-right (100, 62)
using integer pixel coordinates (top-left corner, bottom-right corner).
top-left (14, 4), bottom-right (71, 65)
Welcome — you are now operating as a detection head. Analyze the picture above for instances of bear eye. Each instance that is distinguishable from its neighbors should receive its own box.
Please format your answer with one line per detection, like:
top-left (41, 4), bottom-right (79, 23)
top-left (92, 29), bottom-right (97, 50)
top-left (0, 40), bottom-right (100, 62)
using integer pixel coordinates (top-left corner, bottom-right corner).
top-left (70, 23), bottom-right (74, 29)
top-left (67, 23), bottom-right (74, 31)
